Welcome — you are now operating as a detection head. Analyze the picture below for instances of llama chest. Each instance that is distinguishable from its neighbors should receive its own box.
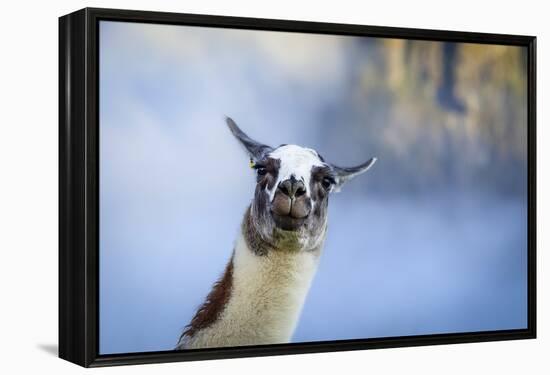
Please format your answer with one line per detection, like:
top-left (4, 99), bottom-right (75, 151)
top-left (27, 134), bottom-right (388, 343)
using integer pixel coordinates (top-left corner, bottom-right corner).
top-left (183, 235), bottom-right (320, 349)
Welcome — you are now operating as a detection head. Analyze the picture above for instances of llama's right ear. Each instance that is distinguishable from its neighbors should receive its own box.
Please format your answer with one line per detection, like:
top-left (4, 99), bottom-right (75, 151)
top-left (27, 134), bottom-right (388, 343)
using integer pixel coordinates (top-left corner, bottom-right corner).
top-left (226, 117), bottom-right (272, 161)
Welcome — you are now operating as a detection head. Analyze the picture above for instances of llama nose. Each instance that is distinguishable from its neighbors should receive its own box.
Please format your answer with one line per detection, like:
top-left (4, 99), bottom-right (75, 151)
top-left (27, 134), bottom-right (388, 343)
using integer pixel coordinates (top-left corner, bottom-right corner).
top-left (278, 176), bottom-right (306, 199)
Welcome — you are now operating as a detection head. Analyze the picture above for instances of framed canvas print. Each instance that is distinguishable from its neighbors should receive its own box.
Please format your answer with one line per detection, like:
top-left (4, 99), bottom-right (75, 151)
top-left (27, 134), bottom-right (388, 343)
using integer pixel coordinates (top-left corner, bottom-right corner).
top-left (59, 7), bottom-right (536, 367)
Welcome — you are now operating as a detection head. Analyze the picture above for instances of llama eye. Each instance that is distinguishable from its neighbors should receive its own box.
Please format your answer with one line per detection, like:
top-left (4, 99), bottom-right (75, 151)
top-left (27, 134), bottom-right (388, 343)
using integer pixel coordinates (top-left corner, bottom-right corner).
top-left (321, 177), bottom-right (334, 189)
top-left (256, 167), bottom-right (267, 176)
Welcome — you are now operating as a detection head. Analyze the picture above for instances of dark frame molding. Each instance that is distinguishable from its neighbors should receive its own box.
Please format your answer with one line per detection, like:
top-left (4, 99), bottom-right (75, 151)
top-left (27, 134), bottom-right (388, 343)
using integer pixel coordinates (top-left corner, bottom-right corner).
top-left (59, 7), bottom-right (537, 368)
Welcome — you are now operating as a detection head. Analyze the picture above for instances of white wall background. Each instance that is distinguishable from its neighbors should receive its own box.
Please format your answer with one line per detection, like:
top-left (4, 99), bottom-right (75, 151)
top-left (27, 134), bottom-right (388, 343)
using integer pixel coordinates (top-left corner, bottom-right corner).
top-left (0, 0), bottom-right (546, 373)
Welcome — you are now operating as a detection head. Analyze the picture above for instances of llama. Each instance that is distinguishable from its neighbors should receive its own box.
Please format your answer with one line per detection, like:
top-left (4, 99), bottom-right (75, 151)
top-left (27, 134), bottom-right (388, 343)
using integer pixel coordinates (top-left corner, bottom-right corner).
top-left (176, 117), bottom-right (376, 350)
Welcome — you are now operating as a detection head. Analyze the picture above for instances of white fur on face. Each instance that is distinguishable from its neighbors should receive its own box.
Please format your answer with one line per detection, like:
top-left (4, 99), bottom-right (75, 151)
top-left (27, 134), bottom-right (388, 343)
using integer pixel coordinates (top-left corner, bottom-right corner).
top-left (267, 145), bottom-right (325, 201)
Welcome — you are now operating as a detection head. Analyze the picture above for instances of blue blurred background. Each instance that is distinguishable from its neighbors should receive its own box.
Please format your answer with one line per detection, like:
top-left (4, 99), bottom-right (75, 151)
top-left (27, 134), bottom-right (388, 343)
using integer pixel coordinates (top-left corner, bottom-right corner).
top-left (99, 21), bottom-right (528, 355)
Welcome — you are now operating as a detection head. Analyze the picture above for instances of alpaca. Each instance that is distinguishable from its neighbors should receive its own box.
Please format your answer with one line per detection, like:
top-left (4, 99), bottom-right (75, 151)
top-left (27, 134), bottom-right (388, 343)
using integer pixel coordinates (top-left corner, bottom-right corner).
top-left (176, 117), bottom-right (376, 350)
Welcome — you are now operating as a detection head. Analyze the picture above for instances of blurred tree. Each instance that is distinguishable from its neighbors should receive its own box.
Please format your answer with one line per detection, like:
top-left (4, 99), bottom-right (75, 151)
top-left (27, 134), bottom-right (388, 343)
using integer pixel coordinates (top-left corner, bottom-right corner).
top-left (317, 39), bottom-right (527, 197)
top-left (437, 43), bottom-right (466, 113)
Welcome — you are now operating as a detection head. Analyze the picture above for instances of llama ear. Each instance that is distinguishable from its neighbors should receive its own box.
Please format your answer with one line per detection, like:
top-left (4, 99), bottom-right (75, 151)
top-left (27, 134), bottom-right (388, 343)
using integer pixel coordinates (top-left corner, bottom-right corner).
top-left (331, 157), bottom-right (377, 192)
top-left (226, 117), bottom-right (272, 161)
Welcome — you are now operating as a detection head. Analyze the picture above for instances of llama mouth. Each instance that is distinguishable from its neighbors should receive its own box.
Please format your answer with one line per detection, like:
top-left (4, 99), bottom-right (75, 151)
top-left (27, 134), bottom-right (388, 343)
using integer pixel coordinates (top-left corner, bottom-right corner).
top-left (271, 212), bottom-right (307, 231)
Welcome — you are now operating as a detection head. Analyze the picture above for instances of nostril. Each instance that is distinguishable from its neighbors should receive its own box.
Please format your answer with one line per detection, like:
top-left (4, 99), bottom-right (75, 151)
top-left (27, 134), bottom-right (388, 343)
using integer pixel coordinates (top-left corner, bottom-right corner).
top-left (295, 186), bottom-right (306, 197)
top-left (278, 179), bottom-right (306, 198)
top-left (279, 183), bottom-right (290, 197)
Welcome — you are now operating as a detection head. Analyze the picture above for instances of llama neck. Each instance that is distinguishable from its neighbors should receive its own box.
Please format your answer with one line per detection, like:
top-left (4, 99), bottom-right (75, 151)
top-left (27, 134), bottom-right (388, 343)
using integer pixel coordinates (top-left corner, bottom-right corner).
top-left (180, 227), bottom-right (322, 349)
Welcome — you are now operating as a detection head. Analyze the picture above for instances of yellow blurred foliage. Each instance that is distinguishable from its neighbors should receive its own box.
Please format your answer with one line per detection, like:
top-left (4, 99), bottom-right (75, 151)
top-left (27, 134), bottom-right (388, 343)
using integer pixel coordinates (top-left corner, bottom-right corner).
top-left (352, 39), bottom-right (527, 190)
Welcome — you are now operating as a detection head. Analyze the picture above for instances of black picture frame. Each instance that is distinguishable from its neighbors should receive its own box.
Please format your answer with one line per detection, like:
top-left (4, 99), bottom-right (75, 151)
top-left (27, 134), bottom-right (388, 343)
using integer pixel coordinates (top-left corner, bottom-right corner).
top-left (59, 7), bottom-right (537, 368)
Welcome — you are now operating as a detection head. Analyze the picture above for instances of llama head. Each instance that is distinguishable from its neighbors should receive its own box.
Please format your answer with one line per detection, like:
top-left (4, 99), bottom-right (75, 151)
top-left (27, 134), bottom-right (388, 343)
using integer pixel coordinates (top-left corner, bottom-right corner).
top-left (227, 117), bottom-right (376, 252)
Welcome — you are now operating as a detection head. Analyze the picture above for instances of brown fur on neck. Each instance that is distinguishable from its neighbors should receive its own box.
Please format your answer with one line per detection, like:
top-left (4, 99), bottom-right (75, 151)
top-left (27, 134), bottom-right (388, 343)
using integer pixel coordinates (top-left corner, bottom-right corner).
top-left (180, 207), bottom-right (323, 346)
top-left (180, 209), bottom-right (271, 344)
top-left (180, 256), bottom-right (234, 340)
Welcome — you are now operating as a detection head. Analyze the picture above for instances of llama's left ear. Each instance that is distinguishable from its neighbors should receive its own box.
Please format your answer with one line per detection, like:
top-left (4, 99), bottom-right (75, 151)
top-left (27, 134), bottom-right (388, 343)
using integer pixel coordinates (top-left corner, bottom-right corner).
top-left (226, 117), bottom-right (272, 161)
top-left (331, 157), bottom-right (377, 192)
